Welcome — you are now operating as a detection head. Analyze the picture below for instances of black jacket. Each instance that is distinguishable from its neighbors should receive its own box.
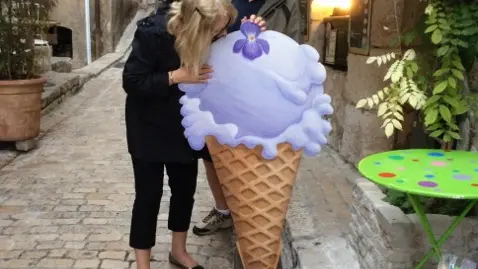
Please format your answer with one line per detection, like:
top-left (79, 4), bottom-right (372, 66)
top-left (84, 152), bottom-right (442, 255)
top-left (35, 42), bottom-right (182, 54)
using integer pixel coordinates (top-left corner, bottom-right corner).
top-left (122, 8), bottom-right (209, 163)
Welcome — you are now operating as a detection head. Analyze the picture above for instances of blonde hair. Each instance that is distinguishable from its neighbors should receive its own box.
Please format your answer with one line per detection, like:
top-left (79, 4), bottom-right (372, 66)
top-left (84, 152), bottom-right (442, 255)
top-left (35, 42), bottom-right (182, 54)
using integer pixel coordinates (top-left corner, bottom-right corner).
top-left (167, 0), bottom-right (237, 75)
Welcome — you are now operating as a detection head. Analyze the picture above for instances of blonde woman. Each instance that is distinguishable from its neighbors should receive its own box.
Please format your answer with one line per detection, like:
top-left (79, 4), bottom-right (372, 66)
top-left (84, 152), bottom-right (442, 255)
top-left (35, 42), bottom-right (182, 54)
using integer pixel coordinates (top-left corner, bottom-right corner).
top-left (122, 0), bottom-right (264, 268)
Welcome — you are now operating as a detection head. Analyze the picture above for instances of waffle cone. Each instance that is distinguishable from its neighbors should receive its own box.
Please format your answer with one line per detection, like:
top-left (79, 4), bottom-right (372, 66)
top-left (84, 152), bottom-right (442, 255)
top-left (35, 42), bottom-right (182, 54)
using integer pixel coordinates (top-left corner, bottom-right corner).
top-left (205, 136), bottom-right (302, 269)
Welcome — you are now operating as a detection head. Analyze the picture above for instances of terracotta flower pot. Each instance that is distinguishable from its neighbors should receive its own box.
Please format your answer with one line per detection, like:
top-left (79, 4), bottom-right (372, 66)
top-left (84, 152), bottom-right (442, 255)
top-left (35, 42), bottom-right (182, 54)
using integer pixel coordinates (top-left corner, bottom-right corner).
top-left (0, 77), bottom-right (46, 141)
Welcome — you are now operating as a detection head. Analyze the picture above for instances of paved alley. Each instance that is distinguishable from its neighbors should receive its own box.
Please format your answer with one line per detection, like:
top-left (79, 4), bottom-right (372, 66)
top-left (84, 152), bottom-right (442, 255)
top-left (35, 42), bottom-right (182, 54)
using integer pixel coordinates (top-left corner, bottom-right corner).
top-left (0, 67), bottom-right (234, 269)
top-left (0, 63), bottom-right (358, 269)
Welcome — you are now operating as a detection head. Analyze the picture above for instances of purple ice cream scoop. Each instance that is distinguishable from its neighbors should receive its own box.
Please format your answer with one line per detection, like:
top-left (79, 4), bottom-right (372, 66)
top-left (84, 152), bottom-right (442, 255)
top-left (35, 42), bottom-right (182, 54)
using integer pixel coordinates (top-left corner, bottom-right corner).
top-left (179, 22), bottom-right (333, 159)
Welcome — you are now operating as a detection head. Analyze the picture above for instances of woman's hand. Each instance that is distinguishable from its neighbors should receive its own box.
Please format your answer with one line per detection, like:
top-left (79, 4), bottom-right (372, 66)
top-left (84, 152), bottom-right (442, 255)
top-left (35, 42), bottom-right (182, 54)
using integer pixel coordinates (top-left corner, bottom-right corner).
top-left (171, 65), bottom-right (213, 84)
top-left (241, 14), bottom-right (267, 31)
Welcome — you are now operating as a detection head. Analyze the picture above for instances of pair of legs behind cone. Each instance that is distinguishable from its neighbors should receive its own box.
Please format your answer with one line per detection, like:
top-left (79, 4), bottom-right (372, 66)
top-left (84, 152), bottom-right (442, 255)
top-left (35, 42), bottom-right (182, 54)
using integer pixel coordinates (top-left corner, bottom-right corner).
top-left (192, 160), bottom-right (233, 237)
top-left (131, 158), bottom-right (232, 269)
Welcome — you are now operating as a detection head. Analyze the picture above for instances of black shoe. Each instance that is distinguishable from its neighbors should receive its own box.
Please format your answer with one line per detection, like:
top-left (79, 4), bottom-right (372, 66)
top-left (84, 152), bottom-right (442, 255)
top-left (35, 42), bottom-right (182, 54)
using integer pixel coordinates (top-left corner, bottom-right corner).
top-left (168, 252), bottom-right (204, 269)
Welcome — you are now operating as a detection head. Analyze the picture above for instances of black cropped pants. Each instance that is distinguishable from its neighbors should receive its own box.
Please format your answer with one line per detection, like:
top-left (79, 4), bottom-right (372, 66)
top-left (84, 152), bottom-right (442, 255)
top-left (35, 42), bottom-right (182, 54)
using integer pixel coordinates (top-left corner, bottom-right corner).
top-left (129, 157), bottom-right (198, 250)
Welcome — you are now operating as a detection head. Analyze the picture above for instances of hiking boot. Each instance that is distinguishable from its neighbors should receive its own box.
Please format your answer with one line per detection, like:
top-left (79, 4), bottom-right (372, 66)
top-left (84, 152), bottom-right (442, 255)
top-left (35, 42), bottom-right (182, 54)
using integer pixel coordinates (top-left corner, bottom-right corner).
top-left (192, 208), bottom-right (233, 236)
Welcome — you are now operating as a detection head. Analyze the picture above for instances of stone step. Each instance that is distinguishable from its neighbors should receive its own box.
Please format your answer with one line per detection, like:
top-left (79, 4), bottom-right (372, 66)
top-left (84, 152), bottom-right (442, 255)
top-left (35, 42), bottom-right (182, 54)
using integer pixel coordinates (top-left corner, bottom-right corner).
top-left (51, 57), bottom-right (72, 73)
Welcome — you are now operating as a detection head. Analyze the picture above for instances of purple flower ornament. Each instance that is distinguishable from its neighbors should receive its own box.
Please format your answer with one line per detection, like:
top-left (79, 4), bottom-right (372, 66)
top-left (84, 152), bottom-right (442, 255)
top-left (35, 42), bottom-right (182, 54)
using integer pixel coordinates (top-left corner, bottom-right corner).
top-left (233, 21), bottom-right (270, 60)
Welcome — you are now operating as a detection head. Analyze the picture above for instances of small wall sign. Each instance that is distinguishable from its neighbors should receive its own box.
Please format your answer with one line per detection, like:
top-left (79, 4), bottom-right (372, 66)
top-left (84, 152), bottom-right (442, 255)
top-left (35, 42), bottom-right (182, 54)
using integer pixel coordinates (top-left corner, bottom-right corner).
top-left (349, 0), bottom-right (372, 55)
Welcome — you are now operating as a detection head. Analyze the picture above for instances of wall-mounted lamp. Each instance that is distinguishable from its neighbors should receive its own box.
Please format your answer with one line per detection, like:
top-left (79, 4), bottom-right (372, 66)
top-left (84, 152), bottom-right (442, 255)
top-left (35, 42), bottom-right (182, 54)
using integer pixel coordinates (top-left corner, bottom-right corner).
top-left (311, 0), bottom-right (351, 21)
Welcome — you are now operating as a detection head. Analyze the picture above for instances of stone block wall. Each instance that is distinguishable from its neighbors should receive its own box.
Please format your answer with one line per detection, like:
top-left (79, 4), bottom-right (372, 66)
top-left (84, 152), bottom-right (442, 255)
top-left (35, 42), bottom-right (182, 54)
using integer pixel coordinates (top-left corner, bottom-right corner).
top-left (321, 53), bottom-right (394, 166)
top-left (370, 0), bottom-right (427, 48)
top-left (349, 179), bottom-right (478, 269)
top-left (309, 0), bottom-right (428, 166)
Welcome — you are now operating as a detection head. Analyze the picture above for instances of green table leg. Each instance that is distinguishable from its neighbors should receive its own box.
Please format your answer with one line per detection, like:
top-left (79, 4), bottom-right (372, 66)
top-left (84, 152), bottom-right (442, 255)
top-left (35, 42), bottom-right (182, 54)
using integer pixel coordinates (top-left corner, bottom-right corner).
top-left (407, 194), bottom-right (477, 269)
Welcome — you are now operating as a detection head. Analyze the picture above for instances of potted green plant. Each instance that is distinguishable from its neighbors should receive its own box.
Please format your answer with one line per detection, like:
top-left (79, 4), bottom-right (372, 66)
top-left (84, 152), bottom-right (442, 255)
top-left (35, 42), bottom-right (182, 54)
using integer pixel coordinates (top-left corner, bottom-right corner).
top-left (0, 0), bottom-right (56, 143)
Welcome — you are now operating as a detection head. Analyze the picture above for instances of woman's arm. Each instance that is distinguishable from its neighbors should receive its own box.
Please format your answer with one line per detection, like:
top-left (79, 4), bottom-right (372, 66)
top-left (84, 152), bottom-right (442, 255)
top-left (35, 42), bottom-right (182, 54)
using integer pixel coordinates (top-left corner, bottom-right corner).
top-left (122, 27), bottom-right (171, 98)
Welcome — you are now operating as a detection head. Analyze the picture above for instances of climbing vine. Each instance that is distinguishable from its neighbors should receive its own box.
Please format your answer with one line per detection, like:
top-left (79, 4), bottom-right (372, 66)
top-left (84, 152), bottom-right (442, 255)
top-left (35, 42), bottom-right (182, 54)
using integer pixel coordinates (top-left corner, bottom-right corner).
top-left (422, 1), bottom-right (478, 146)
top-left (356, 0), bottom-right (478, 148)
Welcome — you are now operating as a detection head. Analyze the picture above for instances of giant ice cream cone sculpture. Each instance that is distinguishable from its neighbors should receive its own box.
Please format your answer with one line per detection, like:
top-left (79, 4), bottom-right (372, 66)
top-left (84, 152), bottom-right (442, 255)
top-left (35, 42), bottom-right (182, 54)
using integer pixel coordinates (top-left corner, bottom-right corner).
top-left (179, 21), bottom-right (333, 269)
top-left (206, 136), bottom-right (301, 269)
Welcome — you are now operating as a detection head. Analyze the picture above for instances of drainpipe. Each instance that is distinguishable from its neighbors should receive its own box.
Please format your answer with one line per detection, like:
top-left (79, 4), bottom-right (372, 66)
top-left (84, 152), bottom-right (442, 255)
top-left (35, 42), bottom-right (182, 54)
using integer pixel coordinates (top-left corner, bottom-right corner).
top-left (94, 0), bottom-right (102, 58)
top-left (84, 0), bottom-right (92, 65)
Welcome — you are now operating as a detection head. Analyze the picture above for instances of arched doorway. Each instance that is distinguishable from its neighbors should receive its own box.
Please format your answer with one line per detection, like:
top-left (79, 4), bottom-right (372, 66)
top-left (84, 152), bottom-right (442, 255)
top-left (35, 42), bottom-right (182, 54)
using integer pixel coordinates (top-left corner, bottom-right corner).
top-left (48, 26), bottom-right (73, 58)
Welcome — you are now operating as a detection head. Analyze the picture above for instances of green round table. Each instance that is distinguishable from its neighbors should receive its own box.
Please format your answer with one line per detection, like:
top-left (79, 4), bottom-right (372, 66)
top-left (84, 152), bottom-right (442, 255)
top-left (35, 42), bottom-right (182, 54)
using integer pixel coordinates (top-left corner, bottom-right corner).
top-left (358, 149), bottom-right (478, 269)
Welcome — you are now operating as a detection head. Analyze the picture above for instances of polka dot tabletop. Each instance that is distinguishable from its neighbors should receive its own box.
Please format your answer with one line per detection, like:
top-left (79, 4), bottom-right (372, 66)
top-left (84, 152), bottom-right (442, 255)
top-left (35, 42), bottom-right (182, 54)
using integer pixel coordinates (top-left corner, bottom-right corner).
top-left (358, 150), bottom-right (478, 199)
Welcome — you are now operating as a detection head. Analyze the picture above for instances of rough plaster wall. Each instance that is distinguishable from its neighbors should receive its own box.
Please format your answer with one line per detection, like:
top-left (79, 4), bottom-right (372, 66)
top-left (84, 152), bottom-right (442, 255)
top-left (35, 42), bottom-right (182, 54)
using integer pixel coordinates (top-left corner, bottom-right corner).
top-left (100, 0), bottom-right (137, 55)
top-left (50, 0), bottom-right (137, 68)
top-left (307, 0), bottom-right (430, 166)
top-left (49, 1), bottom-right (93, 68)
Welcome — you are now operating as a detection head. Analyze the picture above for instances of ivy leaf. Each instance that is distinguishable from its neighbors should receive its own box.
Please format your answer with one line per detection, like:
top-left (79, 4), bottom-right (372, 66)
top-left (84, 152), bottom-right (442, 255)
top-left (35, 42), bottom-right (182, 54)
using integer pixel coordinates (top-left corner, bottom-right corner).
top-left (392, 119), bottom-right (403, 130)
top-left (447, 122), bottom-right (460, 130)
top-left (410, 62), bottom-right (418, 73)
top-left (384, 123), bottom-right (395, 138)
top-left (458, 40), bottom-right (469, 48)
top-left (426, 123), bottom-right (442, 131)
top-left (446, 131), bottom-right (462, 140)
top-left (433, 81), bottom-right (448, 94)
top-left (462, 26), bottom-right (478, 35)
top-left (452, 69), bottom-right (465, 80)
top-left (391, 62), bottom-right (404, 83)
top-left (367, 97), bottom-right (374, 108)
top-left (426, 95), bottom-right (441, 106)
top-left (406, 67), bottom-right (413, 78)
top-left (384, 60), bottom-right (399, 81)
top-left (431, 29), bottom-right (443, 44)
top-left (366, 57), bottom-right (376, 64)
top-left (452, 60), bottom-right (465, 71)
top-left (409, 96), bottom-right (418, 108)
top-left (439, 105), bottom-right (452, 123)
top-left (433, 68), bottom-right (450, 77)
top-left (367, 98), bottom-right (374, 108)
top-left (377, 103), bottom-right (388, 116)
top-left (356, 99), bottom-right (367, 108)
top-left (453, 105), bottom-right (469, 115)
top-left (372, 94), bottom-right (380, 105)
top-left (437, 46), bottom-right (449, 57)
top-left (440, 23), bottom-right (451, 30)
top-left (448, 77), bottom-right (457, 89)
top-left (425, 24), bottom-right (438, 33)
top-left (394, 112), bottom-right (404, 121)
top-left (443, 96), bottom-right (460, 108)
top-left (424, 108), bottom-right (439, 125)
top-left (429, 130), bottom-right (444, 138)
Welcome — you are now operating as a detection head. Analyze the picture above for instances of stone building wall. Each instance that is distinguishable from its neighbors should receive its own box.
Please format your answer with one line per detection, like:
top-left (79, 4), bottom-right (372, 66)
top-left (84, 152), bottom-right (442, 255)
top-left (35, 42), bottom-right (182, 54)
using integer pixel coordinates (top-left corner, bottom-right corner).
top-left (99, 0), bottom-right (138, 55)
top-left (310, 0), bottom-right (427, 166)
top-left (49, 0), bottom-right (138, 68)
top-left (48, 1), bottom-right (89, 68)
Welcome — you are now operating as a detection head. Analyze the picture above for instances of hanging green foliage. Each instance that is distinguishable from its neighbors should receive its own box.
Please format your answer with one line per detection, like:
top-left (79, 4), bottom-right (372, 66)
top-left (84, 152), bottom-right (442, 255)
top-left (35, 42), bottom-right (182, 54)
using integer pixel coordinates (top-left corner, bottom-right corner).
top-left (422, 1), bottom-right (478, 144)
top-left (357, 50), bottom-right (427, 138)
top-left (356, 0), bottom-right (478, 147)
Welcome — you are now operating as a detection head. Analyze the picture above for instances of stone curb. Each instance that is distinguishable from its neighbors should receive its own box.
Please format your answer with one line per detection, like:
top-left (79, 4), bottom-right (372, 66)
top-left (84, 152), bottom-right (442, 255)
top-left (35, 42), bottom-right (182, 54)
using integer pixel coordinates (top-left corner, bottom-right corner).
top-left (0, 7), bottom-right (153, 170)
top-left (348, 178), bottom-right (478, 269)
top-left (284, 150), bottom-right (361, 269)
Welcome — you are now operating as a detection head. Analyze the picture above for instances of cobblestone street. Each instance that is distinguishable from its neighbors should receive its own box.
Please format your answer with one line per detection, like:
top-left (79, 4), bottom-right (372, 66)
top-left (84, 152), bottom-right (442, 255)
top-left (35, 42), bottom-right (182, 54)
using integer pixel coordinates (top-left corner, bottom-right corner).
top-left (0, 67), bottom-right (234, 269)
top-left (0, 64), bottom-right (356, 268)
